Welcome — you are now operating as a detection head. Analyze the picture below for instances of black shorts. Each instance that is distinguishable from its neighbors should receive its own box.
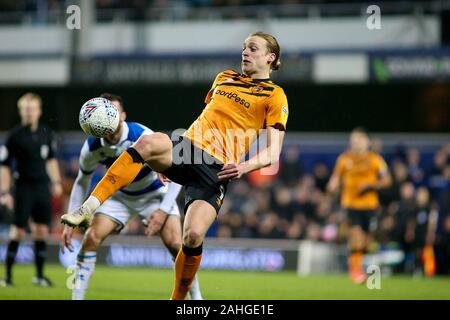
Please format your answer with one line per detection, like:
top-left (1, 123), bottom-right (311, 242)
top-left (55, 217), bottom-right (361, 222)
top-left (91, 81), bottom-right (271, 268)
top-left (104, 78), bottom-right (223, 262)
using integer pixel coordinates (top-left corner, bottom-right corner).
top-left (161, 136), bottom-right (228, 214)
top-left (347, 209), bottom-right (377, 233)
top-left (13, 182), bottom-right (52, 228)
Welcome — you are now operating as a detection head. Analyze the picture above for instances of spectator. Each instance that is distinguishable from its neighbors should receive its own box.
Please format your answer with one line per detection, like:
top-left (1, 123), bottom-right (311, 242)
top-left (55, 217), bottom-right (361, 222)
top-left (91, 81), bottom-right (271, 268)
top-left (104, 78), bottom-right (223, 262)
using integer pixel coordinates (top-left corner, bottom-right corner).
top-left (279, 145), bottom-right (303, 186)
top-left (406, 148), bottom-right (425, 185)
top-left (412, 187), bottom-right (438, 276)
top-left (312, 161), bottom-right (330, 193)
top-left (394, 182), bottom-right (417, 273)
top-left (257, 211), bottom-right (283, 239)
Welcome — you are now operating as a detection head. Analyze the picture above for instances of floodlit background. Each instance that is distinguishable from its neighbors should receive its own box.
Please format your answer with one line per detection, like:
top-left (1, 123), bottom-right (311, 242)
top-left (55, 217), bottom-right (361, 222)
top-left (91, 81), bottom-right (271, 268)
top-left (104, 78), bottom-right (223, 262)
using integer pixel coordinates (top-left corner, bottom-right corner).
top-left (0, 0), bottom-right (449, 299)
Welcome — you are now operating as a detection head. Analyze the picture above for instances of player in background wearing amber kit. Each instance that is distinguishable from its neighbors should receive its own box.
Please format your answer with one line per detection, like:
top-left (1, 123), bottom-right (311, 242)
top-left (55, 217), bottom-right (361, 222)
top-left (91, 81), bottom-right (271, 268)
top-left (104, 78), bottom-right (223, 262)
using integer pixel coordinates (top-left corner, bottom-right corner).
top-left (61, 31), bottom-right (289, 299)
top-left (0, 93), bottom-right (63, 287)
top-left (327, 127), bottom-right (391, 284)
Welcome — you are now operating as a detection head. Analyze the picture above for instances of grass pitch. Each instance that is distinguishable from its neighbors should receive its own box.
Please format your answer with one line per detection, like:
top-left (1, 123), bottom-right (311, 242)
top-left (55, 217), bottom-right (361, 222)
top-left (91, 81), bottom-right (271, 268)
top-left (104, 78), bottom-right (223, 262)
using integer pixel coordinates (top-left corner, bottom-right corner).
top-left (0, 264), bottom-right (449, 300)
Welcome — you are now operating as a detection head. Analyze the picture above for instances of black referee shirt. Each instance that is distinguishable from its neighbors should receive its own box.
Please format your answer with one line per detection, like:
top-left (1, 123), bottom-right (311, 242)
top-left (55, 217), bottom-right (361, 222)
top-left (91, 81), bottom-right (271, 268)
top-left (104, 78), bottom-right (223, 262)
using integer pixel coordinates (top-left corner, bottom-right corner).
top-left (0, 124), bottom-right (56, 183)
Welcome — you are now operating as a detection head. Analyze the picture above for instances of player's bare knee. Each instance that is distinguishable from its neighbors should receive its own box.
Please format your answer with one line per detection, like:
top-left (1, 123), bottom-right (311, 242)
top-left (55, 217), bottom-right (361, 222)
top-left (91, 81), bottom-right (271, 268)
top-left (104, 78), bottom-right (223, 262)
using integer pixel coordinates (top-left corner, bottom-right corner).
top-left (10, 227), bottom-right (26, 241)
top-left (34, 234), bottom-right (47, 241)
top-left (133, 135), bottom-right (154, 160)
top-left (134, 133), bottom-right (166, 159)
top-left (33, 225), bottom-right (49, 240)
top-left (183, 229), bottom-right (203, 247)
top-left (167, 239), bottom-right (182, 258)
top-left (83, 228), bottom-right (102, 250)
top-left (16, 229), bottom-right (26, 241)
top-left (168, 238), bottom-right (182, 253)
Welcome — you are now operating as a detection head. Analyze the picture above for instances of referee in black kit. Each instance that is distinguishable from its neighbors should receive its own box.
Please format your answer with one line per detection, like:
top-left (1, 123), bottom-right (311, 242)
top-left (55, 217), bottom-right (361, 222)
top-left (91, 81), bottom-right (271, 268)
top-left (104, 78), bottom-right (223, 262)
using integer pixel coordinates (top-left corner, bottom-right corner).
top-left (0, 93), bottom-right (62, 287)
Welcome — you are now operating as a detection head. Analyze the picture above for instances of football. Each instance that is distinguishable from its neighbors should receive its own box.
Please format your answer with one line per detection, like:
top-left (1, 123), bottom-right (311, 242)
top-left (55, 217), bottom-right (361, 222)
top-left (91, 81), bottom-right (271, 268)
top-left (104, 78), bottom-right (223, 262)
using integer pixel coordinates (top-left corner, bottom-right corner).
top-left (79, 97), bottom-right (120, 138)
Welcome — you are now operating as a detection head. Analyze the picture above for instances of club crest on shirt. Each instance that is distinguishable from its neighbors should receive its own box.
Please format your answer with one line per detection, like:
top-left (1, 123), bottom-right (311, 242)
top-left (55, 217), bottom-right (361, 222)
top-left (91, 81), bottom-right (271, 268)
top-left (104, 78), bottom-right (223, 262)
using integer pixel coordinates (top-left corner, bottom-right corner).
top-left (281, 106), bottom-right (289, 123)
top-left (251, 86), bottom-right (264, 94)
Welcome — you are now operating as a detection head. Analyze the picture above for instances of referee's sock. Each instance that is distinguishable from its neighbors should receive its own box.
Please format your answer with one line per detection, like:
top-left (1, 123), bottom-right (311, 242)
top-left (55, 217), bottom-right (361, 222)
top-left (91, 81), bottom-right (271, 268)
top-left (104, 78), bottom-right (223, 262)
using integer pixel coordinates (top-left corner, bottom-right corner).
top-left (171, 244), bottom-right (203, 300)
top-left (34, 240), bottom-right (47, 279)
top-left (5, 240), bottom-right (19, 281)
top-left (91, 147), bottom-right (144, 204)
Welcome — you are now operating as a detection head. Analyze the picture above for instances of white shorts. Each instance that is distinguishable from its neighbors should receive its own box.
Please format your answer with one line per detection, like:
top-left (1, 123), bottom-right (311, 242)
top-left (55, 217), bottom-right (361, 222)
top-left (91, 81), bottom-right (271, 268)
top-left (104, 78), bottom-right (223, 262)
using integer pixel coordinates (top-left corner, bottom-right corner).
top-left (94, 190), bottom-right (180, 232)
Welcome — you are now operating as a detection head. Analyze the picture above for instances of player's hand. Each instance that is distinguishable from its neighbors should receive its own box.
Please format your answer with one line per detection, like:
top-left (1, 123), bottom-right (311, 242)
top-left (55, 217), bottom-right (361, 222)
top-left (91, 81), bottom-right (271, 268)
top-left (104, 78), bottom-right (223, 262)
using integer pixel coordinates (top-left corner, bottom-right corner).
top-left (142, 209), bottom-right (168, 236)
top-left (0, 192), bottom-right (14, 210)
top-left (358, 184), bottom-right (376, 195)
top-left (156, 172), bottom-right (171, 185)
top-left (218, 162), bottom-right (243, 181)
top-left (61, 225), bottom-right (75, 254)
top-left (51, 182), bottom-right (64, 198)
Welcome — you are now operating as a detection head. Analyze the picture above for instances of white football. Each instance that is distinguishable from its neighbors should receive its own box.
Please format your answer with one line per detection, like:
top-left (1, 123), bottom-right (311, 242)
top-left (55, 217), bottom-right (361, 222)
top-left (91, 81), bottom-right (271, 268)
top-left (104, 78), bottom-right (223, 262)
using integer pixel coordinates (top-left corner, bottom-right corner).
top-left (79, 97), bottom-right (120, 138)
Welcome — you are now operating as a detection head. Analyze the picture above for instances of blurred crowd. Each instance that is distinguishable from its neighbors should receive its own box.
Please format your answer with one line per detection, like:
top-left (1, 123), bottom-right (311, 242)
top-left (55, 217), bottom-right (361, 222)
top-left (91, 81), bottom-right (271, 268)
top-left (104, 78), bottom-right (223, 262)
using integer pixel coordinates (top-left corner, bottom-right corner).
top-left (0, 0), bottom-right (422, 23)
top-left (29, 139), bottom-right (448, 275)
top-left (1, 137), bottom-right (449, 274)
top-left (213, 142), bottom-right (450, 274)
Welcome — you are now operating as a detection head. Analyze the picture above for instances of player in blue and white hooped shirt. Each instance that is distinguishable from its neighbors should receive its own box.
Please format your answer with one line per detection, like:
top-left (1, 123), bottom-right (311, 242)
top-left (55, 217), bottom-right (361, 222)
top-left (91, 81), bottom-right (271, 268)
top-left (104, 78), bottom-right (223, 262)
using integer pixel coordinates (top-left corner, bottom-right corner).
top-left (60, 93), bottom-right (202, 300)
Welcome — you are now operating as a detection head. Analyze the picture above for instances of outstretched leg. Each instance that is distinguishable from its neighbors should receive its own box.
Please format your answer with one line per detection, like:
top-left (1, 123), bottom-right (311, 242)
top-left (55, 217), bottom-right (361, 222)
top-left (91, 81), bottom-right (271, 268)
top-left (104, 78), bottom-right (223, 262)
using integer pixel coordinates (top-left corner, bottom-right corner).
top-left (61, 133), bottom-right (173, 227)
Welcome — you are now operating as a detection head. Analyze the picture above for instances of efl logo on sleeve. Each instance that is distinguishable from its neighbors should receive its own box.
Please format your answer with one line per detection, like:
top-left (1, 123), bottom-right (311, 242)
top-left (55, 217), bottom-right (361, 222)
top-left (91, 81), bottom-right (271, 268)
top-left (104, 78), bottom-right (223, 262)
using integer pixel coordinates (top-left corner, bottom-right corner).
top-left (281, 106), bottom-right (289, 123)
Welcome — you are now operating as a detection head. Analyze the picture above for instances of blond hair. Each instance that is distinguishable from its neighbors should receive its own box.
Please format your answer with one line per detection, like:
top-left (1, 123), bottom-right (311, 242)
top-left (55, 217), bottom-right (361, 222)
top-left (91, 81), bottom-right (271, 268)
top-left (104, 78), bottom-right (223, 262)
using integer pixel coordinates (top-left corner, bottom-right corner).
top-left (17, 92), bottom-right (42, 109)
top-left (250, 31), bottom-right (281, 71)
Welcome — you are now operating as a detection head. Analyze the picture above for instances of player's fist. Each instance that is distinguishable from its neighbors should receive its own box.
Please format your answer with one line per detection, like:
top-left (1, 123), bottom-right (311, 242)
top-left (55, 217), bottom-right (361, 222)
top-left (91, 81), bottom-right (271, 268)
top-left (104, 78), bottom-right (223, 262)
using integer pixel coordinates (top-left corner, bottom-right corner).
top-left (218, 162), bottom-right (243, 181)
top-left (142, 209), bottom-right (168, 236)
top-left (156, 172), bottom-right (171, 185)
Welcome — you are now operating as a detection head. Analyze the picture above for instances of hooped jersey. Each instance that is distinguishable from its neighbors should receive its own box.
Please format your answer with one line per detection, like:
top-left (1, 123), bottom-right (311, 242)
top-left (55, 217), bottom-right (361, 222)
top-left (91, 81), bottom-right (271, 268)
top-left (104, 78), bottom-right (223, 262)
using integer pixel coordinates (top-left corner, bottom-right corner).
top-left (79, 121), bottom-right (163, 196)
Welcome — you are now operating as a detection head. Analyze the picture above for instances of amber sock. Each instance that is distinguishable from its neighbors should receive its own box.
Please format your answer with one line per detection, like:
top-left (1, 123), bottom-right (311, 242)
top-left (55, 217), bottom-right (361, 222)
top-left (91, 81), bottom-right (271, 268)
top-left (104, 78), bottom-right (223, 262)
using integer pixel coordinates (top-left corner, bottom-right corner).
top-left (171, 244), bottom-right (203, 300)
top-left (92, 148), bottom-right (144, 204)
top-left (348, 251), bottom-right (364, 274)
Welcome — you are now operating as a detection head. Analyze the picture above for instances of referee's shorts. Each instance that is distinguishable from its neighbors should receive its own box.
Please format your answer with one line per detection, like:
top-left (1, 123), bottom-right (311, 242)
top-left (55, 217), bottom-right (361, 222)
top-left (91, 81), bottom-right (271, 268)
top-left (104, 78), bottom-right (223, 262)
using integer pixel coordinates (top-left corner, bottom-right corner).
top-left (13, 182), bottom-right (52, 228)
